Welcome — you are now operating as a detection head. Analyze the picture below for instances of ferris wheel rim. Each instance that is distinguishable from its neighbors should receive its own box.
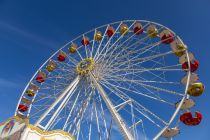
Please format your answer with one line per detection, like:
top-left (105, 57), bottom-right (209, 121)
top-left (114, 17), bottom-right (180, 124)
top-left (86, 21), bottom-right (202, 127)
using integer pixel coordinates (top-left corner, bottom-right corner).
top-left (15, 19), bottom-right (192, 140)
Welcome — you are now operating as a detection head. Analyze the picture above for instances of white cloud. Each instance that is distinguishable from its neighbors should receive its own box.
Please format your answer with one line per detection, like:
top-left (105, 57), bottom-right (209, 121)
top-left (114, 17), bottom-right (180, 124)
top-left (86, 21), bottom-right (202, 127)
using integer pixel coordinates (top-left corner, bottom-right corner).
top-left (0, 21), bottom-right (58, 50)
top-left (0, 78), bottom-right (20, 88)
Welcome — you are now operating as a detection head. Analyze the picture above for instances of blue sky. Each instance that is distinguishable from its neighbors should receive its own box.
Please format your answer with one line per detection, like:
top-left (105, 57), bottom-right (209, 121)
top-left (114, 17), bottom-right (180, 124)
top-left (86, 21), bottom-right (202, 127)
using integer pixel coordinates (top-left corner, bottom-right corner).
top-left (0, 0), bottom-right (210, 139)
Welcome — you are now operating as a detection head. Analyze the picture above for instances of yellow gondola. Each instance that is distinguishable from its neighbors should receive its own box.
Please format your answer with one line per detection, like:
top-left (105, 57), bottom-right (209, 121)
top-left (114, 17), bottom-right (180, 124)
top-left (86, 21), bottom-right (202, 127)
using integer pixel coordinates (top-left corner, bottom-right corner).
top-left (187, 82), bottom-right (204, 96)
top-left (26, 89), bottom-right (35, 97)
top-left (46, 60), bottom-right (56, 72)
top-left (68, 43), bottom-right (77, 53)
top-left (94, 31), bottom-right (102, 41)
top-left (120, 24), bottom-right (128, 35)
top-left (170, 39), bottom-right (187, 57)
top-left (26, 83), bottom-right (39, 97)
top-left (147, 25), bottom-right (158, 38)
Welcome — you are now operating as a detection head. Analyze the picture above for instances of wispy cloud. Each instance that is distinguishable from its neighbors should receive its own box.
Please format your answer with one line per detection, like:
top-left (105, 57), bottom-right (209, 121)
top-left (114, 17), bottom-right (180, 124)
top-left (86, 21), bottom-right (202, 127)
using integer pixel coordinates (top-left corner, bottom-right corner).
top-left (0, 78), bottom-right (20, 89)
top-left (0, 20), bottom-right (59, 51)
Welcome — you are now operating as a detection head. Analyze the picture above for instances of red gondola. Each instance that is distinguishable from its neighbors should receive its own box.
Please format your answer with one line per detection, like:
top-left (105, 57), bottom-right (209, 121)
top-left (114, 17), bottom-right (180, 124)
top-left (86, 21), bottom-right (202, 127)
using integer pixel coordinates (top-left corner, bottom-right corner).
top-left (182, 60), bottom-right (199, 72)
top-left (160, 30), bottom-right (174, 44)
top-left (180, 111), bottom-right (202, 126)
top-left (57, 51), bottom-right (67, 62)
top-left (18, 104), bottom-right (29, 112)
top-left (133, 22), bottom-right (143, 35)
top-left (36, 71), bottom-right (46, 83)
top-left (106, 26), bottom-right (115, 37)
top-left (81, 36), bottom-right (90, 46)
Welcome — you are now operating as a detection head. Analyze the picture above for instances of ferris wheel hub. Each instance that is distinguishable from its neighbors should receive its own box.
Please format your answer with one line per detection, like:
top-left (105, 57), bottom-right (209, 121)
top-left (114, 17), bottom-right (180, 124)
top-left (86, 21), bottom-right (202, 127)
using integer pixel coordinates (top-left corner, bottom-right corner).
top-left (76, 57), bottom-right (95, 75)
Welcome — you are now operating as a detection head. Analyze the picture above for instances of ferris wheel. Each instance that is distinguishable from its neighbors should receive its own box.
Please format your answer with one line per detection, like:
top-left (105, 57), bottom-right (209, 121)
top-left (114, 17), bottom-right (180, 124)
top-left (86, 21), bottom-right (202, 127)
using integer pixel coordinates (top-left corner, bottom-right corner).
top-left (15, 20), bottom-right (204, 140)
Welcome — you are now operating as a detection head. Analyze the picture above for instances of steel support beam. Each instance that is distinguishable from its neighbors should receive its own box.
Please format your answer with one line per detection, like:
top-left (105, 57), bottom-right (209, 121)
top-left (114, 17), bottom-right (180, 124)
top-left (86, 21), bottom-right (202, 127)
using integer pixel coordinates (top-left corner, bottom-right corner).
top-left (90, 73), bottom-right (134, 140)
top-left (34, 76), bottom-right (80, 127)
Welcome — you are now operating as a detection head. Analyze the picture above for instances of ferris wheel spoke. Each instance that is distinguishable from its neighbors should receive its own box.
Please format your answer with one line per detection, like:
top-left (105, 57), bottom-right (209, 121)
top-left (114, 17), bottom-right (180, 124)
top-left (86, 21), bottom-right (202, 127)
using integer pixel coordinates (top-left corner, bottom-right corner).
top-left (110, 50), bottom-right (173, 69)
top-left (103, 80), bottom-right (168, 126)
top-left (146, 57), bottom-right (168, 68)
top-left (105, 75), bottom-right (180, 85)
top-left (99, 80), bottom-right (164, 129)
top-left (94, 22), bottom-right (123, 61)
top-left (44, 76), bottom-right (74, 84)
top-left (47, 70), bottom-right (72, 78)
top-left (90, 72), bottom-right (134, 140)
top-left (16, 20), bottom-right (198, 140)
top-left (106, 80), bottom-right (171, 106)
top-left (47, 71), bottom-right (74, 81)
top-left (45, 85), bottom-right (80, 131)
top-left (75, 46), bottom-right (86, 61)
top-left (116, 39), bottom-right (165, 65)
top-left (67, 40), bottom-right (90, 61)
top-left (130, 103), bottom-right (138, 139)
top-left (97, 39), bottom-right (112, 60)
top-left (99, 85), bottom-right (173, 129)
top-left (104, 70), bottom-right (158, 98)
top-left (30, 89), bottom-right (62, 111)
top-left (108, 76), bottom-right (183, 96)
top-left (29, 102), bottom-right (55, 120)
top-left (32, 94), bottom-right (59, 104)
top-left (67, 86), bottom-right (92, 131)
top-left (99, 81), bottom-right (174, 126)
top-left (98, 24), bottom-right (166, 65)
top-left (94, 100), bottom-right (102, 140)
top-left (45, 74), bottom-right (74, 83)
top-left (53, 65), bottom-right (76, 73)
top-left (132, 100), bottom-right (168, 126)
top-left (97, 92), bottom-right (109, 139)
top-left (100, 41), bottom-right (153, 70)
top-left (88, 103), bottom-right (94, 140)
top-left (97, 36), bottom-right (150, 67)
top-left (34, 76), bottom-right (80, 128)
top-left (129, 119), bottom-right (142, 131)
top-left (100, 79), bottom-right (174, 106)
top-left (103, 34), bottom-right (166, 67)
top-left (37, 84), bottom-right (66, 92)
top-left (135, 81), bottom-right (184, 96)
top-left (90, 29), bottom-right (97, 58)
top-left (93, 25), bottom-right (109, 60)
top-left (50, 116), bottom-right (65, 130)
top-left (107, 64), bottom-right (171, 84)
top-left (108, 65), bottom-right (183, 76)
top-left (70, 88), bottom-right (93, 135)
top-left (105, 64), bottom-right (168, 100)
top-left (141, 121), bottom-right (147, 140)
top-left (105, 68), bottom-right (182, 82)
top-left (65, 55), bottom-right (80, 66)
top-left (96, 21), bottom-right (136, 63)
top-left (132, 105), bottom-right (162, 128)
top-left (108, 22), bottom-right (151, 52)
top-left (63, 90), bottom-right (81, 130)
top-left (54, 59), bottom-right (76, 68)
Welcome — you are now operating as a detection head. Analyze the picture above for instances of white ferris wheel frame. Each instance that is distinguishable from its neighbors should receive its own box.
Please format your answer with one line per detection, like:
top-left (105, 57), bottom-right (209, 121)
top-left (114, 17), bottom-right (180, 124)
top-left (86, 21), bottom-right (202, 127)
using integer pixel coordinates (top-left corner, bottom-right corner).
top-left (14, 20), bottom-right (192, 140)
